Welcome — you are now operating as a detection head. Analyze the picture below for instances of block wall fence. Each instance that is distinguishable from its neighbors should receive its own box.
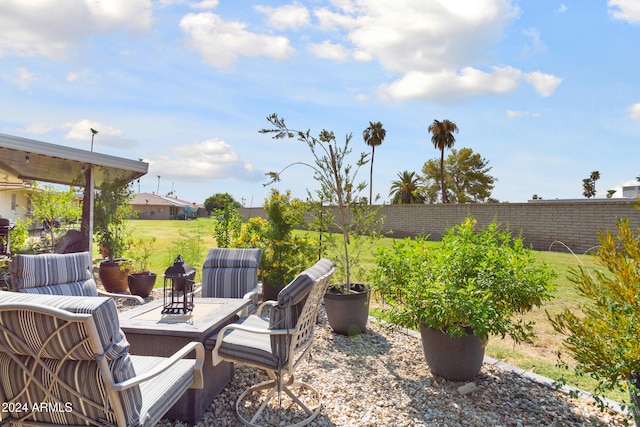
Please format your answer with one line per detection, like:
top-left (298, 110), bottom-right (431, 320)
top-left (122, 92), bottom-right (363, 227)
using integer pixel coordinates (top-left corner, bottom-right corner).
top-left (238, 199), bottom-right (640, 253)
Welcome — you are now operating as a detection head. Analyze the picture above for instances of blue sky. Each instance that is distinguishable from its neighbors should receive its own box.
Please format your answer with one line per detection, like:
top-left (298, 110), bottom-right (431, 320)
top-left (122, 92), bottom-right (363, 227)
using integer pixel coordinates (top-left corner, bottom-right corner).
top-left (1, 0), bottom-right (640, 206)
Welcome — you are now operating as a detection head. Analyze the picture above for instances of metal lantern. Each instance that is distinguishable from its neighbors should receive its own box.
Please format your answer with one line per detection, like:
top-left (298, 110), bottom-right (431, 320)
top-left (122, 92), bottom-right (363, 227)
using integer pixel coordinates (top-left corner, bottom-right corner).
top-left (162, 255), bottom-right (196, 315)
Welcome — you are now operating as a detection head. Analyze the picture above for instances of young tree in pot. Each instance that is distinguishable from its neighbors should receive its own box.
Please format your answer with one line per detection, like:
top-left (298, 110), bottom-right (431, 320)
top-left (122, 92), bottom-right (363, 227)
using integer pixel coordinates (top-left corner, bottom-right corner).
top-left (124, 237), bottom-right (157, 298)
top-left (549, 216), bottom-right (640, 425)
top-left (372, 218), bottom-right (556, 381)
top-left (261, 113), bottom-right (385, 335)
top-left (94, 177), bottom-right (134, 293)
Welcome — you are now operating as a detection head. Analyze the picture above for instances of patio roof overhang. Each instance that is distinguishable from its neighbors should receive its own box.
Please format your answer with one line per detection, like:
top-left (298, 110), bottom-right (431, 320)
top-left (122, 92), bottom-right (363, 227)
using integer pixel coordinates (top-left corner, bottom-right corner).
top-left (0, 133), bottom-right (148, 187)
top-left (0, 132), bottom-right (149, 254)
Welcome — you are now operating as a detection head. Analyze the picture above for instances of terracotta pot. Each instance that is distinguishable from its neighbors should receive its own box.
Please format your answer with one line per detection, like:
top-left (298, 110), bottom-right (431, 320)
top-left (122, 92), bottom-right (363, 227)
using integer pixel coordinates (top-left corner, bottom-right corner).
top-left (98, 260), bottom-right (129, 293)
top-left (324, 284), bottom-right (370, 336)
top-left (420, 325), bottom-right (485, 381)
top-left (128, 272), bottom-right (157, 298)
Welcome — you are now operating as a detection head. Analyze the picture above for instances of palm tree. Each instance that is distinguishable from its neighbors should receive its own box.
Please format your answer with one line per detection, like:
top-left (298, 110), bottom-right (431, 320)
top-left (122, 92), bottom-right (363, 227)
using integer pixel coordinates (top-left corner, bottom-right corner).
top-left (362, 121), bottom-right (386, 205)
top-left (428, 119), bottom-right (458, 203)
top-left (389, 171), bottom-right (425, 204)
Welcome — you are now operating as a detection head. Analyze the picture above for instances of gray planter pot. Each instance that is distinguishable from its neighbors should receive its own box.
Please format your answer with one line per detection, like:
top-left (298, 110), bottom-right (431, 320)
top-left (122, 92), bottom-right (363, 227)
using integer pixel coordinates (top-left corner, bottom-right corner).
top-left (420, 324), bottom-right (485, 381)
top-left (324, 285), bottom-right (370, 336)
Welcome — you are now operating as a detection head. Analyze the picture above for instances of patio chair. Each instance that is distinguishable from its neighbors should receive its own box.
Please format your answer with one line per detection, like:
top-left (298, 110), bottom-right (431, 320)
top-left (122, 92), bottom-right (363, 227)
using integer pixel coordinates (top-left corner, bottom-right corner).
top-left (0, 291), bottom-right (204, 427)
top-left (211, 258), bottom-right (335, 427)
top-left (198, 248), bottom-right (262, 314)
top-left (8, 251), bottom-right (145, 304)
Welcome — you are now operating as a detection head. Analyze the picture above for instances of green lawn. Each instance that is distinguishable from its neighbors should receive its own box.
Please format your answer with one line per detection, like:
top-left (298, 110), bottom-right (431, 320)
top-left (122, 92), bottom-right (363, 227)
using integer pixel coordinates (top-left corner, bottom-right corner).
top-left (117, 218), bottom-right (624, 404)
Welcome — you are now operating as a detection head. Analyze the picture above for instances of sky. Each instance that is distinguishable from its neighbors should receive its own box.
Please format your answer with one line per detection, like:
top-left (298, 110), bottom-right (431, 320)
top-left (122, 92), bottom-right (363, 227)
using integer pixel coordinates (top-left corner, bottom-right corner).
top-left (1, 0), bottom-right (640, 206)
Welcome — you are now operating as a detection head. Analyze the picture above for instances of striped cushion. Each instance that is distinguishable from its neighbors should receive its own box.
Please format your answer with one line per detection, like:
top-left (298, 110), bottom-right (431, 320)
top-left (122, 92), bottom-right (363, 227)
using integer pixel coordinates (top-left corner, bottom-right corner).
top-left (10, 252), bottom-right (99, 297)
top-left (216, 259), bottom-right (335, 370)
top-left (0, 292), bottom-right (141, 426)
top-left (203, 248), bottom-right (261, 268)
top-left (270, 258), bottom-right (335, 362)
top-left (132, 355), bottom-right (199, 425)
top-left (215, 315), bottom-right (276, 369)
top-left (0, 353), bottom-right (140, 426)
top-left (201, 248), bottom-right (261, 298)
top-left (0, 291), bottom-right (129, 360)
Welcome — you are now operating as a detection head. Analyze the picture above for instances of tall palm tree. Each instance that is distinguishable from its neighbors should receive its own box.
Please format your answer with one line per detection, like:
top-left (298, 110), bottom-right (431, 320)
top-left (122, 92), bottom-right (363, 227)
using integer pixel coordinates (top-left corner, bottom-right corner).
top-left (389, 171), bottom-right (425, 204)
top-left (362, 121), bottom-right (386, 204)
top-left (428, 119), bottom-right (458, 203)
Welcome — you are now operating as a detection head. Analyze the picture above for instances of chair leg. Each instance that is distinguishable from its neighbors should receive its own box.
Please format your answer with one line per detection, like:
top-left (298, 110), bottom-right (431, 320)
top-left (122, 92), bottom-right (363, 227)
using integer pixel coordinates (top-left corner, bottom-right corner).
top-left (235, 372), bottom-right (321, 427)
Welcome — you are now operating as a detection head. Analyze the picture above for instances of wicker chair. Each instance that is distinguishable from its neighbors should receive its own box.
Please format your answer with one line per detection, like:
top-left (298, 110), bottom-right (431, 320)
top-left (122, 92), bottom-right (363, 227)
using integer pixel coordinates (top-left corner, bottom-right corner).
top-left (8, 251), bottom-right (145, 304)
top-left (211, 258), bottom-right (335, 426)
top-left (0, 291), bottom-right (204, 427)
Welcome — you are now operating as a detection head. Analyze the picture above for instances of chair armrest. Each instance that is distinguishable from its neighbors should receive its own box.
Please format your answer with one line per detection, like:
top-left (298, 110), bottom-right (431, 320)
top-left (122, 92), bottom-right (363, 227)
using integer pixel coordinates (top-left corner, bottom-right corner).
top-left (256, 299), bottom-right (276, 317)
top-left (211, 321), bottom-right (295, 366)
top-left (188, 284), bottom-right (203, 298)
top-left (110, 341), bottom-right (205, 390)
top-left (97, 289), bottom-right (145, 304)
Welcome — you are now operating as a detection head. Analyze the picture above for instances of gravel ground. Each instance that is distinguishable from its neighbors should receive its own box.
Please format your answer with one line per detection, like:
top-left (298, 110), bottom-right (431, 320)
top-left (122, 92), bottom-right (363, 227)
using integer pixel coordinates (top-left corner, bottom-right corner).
top-left (114, 292), bottom-right (630, 427)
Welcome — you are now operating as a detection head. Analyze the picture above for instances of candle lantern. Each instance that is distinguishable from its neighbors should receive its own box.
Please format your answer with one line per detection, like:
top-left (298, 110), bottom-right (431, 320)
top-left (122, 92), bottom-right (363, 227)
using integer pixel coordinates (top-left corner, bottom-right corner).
top-left (162, 255), bottom-right (196, 314)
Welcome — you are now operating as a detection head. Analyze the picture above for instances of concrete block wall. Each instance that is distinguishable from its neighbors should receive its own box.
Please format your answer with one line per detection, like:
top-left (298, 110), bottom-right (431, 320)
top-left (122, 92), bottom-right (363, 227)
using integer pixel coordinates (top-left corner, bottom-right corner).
top-left (239, 199), bottom-right (640, 253)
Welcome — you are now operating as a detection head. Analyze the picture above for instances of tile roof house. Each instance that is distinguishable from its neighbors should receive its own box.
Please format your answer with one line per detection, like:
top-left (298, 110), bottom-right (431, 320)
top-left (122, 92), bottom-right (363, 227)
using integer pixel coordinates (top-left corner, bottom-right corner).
top-left (130, 192), bottom-right (205, 220)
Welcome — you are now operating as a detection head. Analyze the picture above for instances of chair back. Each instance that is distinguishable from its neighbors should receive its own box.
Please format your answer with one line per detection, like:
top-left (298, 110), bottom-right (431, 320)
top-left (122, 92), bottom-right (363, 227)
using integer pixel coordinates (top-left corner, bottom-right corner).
top-left (201, 248), bottom-right (261, 298)
top-left (269, 258), bottom-right (335, 369)
top-left (0, 291), bottom-right (141, 426)
top-left (9, 251), bottom-right (99, 296)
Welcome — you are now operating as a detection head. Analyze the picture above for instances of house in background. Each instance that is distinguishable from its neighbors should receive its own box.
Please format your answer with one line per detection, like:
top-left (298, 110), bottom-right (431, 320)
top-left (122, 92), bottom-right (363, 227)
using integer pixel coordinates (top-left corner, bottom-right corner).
top-left (0, 169), bottom-right (33, 225)
top-left (130, 192), bottom-right (205, 220)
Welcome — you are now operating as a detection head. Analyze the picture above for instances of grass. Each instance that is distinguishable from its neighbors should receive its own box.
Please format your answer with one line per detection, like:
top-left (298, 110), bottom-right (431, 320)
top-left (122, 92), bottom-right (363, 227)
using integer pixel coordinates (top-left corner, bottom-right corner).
top-left (116, 218), bottom-right (625, 404)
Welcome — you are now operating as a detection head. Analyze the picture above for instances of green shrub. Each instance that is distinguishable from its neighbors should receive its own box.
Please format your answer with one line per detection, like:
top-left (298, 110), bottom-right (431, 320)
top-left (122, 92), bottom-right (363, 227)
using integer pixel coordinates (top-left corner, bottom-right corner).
top-left (373, 217), bottom-right (556, 342)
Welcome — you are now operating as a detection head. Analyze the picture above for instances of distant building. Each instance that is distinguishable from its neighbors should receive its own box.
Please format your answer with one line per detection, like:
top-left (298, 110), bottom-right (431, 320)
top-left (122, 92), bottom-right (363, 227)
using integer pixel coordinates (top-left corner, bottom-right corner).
top-left (130, 192), bottom-right (205, 220)
top-left (622, 185), bottom-right (640, 198)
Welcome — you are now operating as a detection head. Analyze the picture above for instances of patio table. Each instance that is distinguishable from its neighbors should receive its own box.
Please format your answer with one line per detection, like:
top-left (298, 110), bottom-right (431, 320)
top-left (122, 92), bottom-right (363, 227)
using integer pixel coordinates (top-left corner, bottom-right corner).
top-left (118, 297), bottom-right (249, 424)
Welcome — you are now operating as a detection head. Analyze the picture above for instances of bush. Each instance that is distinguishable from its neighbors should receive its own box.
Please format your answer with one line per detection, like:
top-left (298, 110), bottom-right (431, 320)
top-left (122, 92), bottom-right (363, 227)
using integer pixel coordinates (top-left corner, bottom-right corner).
top-left (373, 218), bottom-right (556, 342)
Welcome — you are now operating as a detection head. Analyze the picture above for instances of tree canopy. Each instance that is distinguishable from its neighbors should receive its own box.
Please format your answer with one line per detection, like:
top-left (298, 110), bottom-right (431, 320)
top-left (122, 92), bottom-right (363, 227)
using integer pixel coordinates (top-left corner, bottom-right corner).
top-left (204, 193), bottom-right (240, 213)
top-left (421, 147), bottom-right (496, 203)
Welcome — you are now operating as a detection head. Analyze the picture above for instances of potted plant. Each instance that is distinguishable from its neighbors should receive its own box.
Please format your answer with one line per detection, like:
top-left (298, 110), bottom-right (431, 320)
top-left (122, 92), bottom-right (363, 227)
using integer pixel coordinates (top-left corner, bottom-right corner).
top-left (125, 237), bottom-right (157, 298)
top-left (549, 216), bottom-right (640, 425)
top-left (94, 177), bottom-right (134, 293)
top-left (261, 114), bottom-right (385, 335)
top-left (372, 217), bottom-right (556, 381)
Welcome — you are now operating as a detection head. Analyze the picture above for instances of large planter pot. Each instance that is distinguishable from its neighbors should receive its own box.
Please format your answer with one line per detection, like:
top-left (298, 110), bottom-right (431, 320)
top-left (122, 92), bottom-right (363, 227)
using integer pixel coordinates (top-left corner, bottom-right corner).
top-left (324, 284), bottom-right (370, 336)
top-left (420, 324), bottom-right (485, 382)
top-left (262, 282), bottom-right (286, 302)
top-left (98, 260), bottom-right (129, 293)
top-left (128, 272), bottom-right (157, 298)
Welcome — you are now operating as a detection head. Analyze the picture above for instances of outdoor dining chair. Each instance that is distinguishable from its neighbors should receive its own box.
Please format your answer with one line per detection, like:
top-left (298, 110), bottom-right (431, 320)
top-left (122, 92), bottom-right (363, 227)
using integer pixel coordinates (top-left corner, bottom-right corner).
top-left (198, 248), bottom-right (262, 314)
top-left (8, 251), bottom-right (145, 304)
top-left (211, 258), bottom-right (335, 426)
top-left (0, 291), bottom-right (204, 427)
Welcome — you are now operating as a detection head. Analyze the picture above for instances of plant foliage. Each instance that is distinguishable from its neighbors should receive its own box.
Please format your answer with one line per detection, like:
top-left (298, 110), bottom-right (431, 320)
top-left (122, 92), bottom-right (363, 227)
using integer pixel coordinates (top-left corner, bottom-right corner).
top-left (373, 218), bottom-right (556, 341)
top-left (94, 178), bottom-right (134, 259)
top-left (261, 113), bottom-right (385, 291)
top-left (549, 216), bottom-right (640, 406)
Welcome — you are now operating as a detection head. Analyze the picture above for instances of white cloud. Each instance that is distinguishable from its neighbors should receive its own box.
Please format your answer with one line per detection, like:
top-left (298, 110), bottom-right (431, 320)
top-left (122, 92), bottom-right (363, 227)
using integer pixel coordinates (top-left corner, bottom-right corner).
top-left (255, 3), bottom-right (310, 30)
top-left (629, 103), bottom-right (640, 120)
top-left (189, 0), bottom-right (219, 10)
top-left (507, 110), bottom-right (540, 118)
top-left (0, 0), bottom-right (152, 58)
top-left (13, 67), bottom-right (35, 90)
top-left (308, 0), bottom-right (563, 101)
top-left (522, 28), bottom-right (547, 55)
top-left (608, 0), bottom-right (640, 24)
top-left (66, 72), bottom-right (79, 82)
top-left (308, 40), bottom-right (349, 61)
top-left (62, 119), bottom-right (124, 146)
top-left (180, 12), bottom-right (294, 68)
top-left (379, 66), bottom-right (522, 101)
top-left (21, 123), bottom-right (54, 135)
top-left (149, 139), bottom-right (263, 182)
top-left (557, 4), bottom-right (568, 13)
top-left (523, 71), bottom-right (562, 96)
